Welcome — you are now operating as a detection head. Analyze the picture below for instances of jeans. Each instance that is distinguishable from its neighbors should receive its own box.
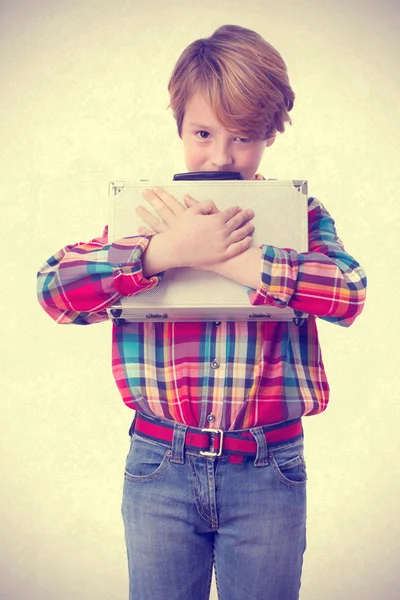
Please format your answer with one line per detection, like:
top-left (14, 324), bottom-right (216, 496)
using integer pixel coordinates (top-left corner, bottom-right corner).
top-left (121, 417), bottom-right (307, 600)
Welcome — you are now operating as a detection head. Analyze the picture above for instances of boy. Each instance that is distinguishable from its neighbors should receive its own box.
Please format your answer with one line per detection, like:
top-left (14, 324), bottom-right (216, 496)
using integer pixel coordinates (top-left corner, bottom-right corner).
top-left (37, 24), bottom-right (367, 600)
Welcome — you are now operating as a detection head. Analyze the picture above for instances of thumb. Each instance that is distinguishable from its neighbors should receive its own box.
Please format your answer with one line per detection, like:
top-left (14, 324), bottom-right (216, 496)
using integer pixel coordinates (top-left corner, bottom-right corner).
top-left (196, 200), bottom-right (218, 215)
top-left (183, 194), bottom-right (197, 207)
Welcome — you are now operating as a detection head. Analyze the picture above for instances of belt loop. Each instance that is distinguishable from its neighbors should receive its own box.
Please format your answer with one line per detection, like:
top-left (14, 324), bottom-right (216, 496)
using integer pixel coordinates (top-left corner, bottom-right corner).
top-left (170, 422), bottom-right (188, 464)
top-left (250, 426), bottom-right (269, 467)
top-left (128, 411), bottom-right (138, 437)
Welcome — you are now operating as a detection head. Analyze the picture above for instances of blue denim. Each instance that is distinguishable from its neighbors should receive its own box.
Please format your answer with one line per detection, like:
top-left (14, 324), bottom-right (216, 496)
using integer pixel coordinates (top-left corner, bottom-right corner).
top-left (121, 417), bottom-right (307, 600)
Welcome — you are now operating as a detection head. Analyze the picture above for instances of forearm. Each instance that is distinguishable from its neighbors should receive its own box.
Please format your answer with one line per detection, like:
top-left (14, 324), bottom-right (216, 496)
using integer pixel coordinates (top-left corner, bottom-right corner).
top-left (207, 246), bottom-right (262, 289)
top-left (247, 198), bottom-right (367, 325)
top-left (250, 244), bottom-right (367, 325)
top-left (141, 231), bottom-right (183, 278)
top-left (209, 241), bottom-right (366, 326)
top-left (37, 229), bottom-right (162, 324)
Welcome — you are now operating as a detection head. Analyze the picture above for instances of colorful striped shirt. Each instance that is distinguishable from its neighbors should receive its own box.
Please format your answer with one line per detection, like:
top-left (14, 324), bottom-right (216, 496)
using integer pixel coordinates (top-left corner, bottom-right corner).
top-left (37, 181), bottom-right (367, 431)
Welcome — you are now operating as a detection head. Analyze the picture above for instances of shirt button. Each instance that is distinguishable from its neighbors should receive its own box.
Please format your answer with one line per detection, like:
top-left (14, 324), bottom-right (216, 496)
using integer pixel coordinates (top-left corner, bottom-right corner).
top-left (211, 360), bottom-right (220, 369)
top-left (207, 413), bottom-right (216, 423)
top-left (214, 322), bottom-right (221, 327)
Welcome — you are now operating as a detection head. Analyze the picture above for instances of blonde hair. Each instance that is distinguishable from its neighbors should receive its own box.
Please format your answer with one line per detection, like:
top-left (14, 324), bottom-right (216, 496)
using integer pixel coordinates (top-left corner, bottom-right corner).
top-left (168, 24), bottom-right (295, 140)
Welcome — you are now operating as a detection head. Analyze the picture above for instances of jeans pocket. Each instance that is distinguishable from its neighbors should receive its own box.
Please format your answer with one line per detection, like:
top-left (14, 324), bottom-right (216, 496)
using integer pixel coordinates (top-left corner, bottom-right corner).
top-left (124, 434), bottom-right (171, 483)
top-left (269, 441), bottom-right (307, 488)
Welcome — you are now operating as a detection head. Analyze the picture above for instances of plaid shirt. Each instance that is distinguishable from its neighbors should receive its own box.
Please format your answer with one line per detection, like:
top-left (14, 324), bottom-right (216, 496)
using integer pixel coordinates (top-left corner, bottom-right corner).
top-left (37, 182), bottom-right (367, 431)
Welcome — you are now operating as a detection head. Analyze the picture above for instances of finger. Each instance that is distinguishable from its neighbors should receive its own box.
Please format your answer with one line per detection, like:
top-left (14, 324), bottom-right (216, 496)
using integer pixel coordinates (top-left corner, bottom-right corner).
top-left (228, 221), bottom-right (255, 244)
top-left (150, 186), bottom-right (186, 216)
top-left (185, 195), bottom-right (220, 213)
top-left (135, 205), bottom-right (167, 233)
top-left (195, 199), bottom-right (220, 215)
top-left (142, 188), bottom-right (177, 223)
top-left (138, 226), bottom-right (154, 235)
top-left (221, 205), bottom-right (245, 222)
top-left (224, 236), bottom-right (254, 260)
top-left (183, 194), bottom-right (198, 208)
top-left (207, 199), bottom-right (221, 214)
top-left (225, 208), bottom-right (255, 234)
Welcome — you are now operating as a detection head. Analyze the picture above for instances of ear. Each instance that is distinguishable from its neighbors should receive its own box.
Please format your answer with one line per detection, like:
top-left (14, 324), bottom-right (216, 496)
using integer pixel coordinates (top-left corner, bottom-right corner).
top-left (265, 136), bottom-right (276, 148)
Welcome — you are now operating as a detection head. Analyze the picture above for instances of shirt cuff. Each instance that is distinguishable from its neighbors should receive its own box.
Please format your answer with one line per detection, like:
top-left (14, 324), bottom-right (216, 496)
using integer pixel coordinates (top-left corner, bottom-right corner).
top-left (249, 244), bottom-right (299, 307)
top-left (108, 235), bottom-right (163, 296)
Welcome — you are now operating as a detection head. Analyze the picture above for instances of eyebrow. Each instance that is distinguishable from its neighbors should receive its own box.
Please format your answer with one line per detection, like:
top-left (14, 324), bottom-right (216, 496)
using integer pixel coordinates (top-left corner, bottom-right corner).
top-left (188, 122), bottom-right (245, 136)
top-left (188, 122), bottom-right (215, 130)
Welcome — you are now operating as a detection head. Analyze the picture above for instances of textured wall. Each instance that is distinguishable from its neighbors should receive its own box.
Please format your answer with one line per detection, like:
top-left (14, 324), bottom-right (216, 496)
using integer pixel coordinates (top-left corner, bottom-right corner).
top-left (1, 0), bottom-right (399, 598)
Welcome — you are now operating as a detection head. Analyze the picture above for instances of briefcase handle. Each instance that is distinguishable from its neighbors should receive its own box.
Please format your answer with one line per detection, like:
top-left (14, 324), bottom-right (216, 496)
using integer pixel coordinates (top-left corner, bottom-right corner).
top-left (173, 171), bottom-right (244, 181)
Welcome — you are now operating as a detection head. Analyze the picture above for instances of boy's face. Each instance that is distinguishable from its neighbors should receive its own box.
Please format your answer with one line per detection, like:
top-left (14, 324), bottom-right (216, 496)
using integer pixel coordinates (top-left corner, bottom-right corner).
top-left (180, 90), bottom-right (275, 180)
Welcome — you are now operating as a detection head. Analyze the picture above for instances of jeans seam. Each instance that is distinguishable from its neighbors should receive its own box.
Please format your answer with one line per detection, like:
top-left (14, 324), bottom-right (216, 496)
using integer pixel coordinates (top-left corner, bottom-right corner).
top-left (204, 547), bottom-right (215, 600)
top-left (124, 448), bottom-right (172, 483)
top-left (268, 453), bottom-right (307, 488)
top-left (188, 454), bottom-right (216, 528)
top-left (206, 459), bottom-right (218, 529)
top-left (214, 549), bottom-right (221, 600)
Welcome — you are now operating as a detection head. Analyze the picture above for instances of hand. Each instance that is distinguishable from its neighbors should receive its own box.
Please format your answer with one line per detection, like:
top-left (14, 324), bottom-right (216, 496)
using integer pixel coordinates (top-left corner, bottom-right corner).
top-left (137, 186), bottom-right (255, 270)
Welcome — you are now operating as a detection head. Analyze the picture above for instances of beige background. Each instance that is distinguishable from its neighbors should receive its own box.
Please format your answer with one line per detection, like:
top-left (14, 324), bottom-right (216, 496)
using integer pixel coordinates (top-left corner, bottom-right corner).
top-left (1, 0), bottom-right (399, 598)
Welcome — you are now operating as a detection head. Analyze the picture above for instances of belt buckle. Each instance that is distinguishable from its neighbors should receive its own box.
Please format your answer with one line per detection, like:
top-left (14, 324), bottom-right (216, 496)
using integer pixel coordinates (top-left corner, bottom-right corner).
top-left (200, 428), bottom-right (224, 457)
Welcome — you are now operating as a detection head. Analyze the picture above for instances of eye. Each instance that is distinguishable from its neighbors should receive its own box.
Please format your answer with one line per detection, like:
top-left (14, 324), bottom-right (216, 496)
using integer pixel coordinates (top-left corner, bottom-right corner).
top-left (195, 130), bottom-right (210, 139)
top-left (235, 136), bottom-right (251, 143)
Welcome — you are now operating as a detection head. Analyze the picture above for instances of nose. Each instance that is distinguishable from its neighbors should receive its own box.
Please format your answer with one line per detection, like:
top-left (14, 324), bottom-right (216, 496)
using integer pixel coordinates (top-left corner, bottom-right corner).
top-left (210, 142), bottom-right (234, 169)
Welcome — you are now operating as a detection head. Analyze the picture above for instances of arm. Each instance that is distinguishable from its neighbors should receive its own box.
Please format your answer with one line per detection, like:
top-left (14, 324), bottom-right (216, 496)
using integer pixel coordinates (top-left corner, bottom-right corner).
top-left (135, 187), bottom-right (255, 276)
top-left (37, 191), bottom-right (254, 326)
top-left (209, 197), bottom-right (367, 327)
top-left (37, 226), bottom-right (163, 325)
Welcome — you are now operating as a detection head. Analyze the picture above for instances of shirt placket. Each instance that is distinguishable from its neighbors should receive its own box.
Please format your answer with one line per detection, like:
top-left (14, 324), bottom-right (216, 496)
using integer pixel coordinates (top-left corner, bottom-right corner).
top-left (204, 321), bottom-right (226, 429)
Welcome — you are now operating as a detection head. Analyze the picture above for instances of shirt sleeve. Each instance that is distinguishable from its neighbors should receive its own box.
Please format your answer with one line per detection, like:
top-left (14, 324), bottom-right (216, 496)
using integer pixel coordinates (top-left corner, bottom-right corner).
top-left (37, 225), bottom-right (163, 325)
top-left (249, 197), bottom-right (367, 327)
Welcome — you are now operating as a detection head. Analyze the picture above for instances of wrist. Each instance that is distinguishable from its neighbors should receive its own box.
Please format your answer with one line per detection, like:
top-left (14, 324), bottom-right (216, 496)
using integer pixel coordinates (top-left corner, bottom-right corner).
top-left (211, 246), bottom-right (261, 288)
top-left (142, 231), bottom-right (184, 277)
